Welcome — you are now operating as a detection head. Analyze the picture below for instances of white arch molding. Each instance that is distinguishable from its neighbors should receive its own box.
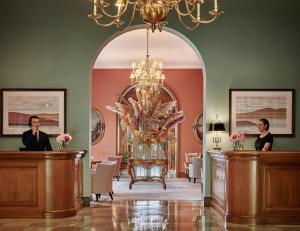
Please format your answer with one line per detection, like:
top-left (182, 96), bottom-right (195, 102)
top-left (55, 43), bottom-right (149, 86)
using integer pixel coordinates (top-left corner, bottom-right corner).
top-left (89, 25), bottom-right (208, 199)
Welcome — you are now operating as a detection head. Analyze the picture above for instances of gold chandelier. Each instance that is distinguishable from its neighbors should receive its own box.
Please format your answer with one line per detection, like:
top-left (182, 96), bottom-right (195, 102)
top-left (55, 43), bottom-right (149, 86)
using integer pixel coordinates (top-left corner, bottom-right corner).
top-left (88, 0), bottom-right (223, 31)
top-left (129, 29), bottom-right (165, 93)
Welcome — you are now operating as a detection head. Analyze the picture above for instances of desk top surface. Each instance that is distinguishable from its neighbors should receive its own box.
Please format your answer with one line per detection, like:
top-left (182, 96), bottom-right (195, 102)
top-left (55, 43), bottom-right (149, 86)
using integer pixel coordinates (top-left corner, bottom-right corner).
top-left (209, 150), bottom-right (300, 159)
top-left (0, 150), bottom-right (87, 159)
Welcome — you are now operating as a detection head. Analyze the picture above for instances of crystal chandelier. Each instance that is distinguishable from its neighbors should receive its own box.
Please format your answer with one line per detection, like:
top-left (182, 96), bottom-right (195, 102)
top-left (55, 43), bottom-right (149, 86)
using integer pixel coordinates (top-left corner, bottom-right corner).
top-left (129, 29), bottom-right (165, 93)
top-left (88, 0), bottom-right (223, 31)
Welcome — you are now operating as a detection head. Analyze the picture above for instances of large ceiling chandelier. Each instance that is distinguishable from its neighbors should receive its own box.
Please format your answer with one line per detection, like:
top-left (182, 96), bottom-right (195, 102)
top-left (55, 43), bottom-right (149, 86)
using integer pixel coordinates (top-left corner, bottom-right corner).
top-left (88, 0), bottom-right (223, 31)
top-left (129, 29), bottom-right (165, 94)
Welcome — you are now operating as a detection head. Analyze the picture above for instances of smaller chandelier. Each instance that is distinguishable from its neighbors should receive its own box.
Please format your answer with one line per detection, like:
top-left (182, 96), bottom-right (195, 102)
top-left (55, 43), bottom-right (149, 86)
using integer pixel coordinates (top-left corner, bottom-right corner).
top-left (129, 29), bottom-right (165, 93)
top-left (88, 0), bottom-right (223, 31)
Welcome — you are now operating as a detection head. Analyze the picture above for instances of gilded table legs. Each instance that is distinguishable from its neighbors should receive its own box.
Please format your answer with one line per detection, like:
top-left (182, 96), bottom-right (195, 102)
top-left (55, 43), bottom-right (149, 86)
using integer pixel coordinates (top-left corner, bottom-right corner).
top-left (127, 159), bottom-right (168, 190)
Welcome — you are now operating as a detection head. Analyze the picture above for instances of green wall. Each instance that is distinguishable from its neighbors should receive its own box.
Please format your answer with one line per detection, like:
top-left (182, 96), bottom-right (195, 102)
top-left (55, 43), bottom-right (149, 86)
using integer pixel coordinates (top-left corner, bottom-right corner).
top-left (1, 0), bottom-right (300, 197)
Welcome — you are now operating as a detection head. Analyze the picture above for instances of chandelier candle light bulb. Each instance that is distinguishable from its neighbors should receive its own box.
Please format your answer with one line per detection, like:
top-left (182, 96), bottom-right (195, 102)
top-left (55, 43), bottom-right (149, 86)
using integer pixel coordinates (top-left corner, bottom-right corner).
top-left (214, 0), bottom-right (218, 10)
top-left (115, 0), bottom-right (124, 15)
top-left (93, 0), bottom-right (97, 15)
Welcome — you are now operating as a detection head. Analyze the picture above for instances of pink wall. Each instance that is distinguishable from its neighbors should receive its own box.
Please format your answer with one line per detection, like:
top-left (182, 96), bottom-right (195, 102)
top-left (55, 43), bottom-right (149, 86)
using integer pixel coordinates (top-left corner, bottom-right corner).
top-left (92, 69), bottom-right (203, 175)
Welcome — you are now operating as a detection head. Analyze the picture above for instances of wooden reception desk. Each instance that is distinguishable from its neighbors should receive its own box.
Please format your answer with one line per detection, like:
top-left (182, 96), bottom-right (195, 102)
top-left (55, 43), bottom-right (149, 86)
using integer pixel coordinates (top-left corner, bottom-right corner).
top-left (209, 150), bottom-right (300, 225)
top-left (0, 150), bottom-right (86, 218)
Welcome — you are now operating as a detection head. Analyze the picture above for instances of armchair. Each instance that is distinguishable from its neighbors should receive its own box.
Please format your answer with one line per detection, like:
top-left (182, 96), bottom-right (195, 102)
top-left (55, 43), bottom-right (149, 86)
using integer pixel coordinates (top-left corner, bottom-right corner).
top-left (108, 155), bottom-right (122, 181)
top-left (188, 157), bottom-right (203, 191)
top-left (91, 160), bottom-right (116, 201)
top-left (184, 152), bottom-right (201, 177)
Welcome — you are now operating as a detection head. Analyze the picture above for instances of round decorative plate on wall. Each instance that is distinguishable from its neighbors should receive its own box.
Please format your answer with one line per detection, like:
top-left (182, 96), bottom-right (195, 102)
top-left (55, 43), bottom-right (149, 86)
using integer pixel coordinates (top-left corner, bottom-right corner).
top-left (192, 113), bottom-right (203, 144)
top-left (91, 108), bottom-right (105, 145)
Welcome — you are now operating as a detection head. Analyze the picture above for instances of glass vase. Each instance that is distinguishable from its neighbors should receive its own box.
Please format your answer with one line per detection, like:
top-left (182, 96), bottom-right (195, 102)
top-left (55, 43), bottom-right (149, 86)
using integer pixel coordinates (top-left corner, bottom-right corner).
top-left (58, 141), bottom-right (68, 150)
top-left (232, 141), bottom-right (244, 151)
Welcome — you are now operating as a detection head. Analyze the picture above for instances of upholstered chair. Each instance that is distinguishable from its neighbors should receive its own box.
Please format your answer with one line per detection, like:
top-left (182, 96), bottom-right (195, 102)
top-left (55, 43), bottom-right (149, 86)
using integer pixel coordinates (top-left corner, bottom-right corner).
top-left (184, 152), bottom-right (201, 177)
top-left (108, 155), bottom-right (122, 181)
top-left (91, 160), bottom-right (116, 201)
top-left (188, 157), bottom-right (203, 190)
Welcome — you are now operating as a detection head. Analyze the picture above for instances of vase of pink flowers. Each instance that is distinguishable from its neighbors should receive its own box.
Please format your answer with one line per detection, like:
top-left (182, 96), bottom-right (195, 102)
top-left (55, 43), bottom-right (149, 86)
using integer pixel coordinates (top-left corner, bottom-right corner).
top-left (229, 131), bottom-right (247, 151)
top-left (56, 133), bottom-right (72, 150)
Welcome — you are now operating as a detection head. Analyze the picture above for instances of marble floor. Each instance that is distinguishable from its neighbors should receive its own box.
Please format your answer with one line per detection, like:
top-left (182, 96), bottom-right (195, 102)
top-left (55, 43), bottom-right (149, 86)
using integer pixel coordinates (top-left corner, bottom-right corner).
top-left (111, 177), bottom-right (202, 201)
top-left (0, 200), bottom-right (300, 231)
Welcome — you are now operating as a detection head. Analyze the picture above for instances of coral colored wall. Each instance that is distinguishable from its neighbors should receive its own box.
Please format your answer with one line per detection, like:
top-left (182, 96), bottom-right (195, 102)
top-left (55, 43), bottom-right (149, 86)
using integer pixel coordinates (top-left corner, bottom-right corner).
top-left (92, 69), bottom-right (203, 175)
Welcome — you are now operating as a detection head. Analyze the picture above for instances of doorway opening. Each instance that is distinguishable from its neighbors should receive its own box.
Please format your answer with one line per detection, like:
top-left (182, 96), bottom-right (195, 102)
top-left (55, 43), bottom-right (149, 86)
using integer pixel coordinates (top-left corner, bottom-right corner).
top-left (91, 26), bottom-right (206, 201)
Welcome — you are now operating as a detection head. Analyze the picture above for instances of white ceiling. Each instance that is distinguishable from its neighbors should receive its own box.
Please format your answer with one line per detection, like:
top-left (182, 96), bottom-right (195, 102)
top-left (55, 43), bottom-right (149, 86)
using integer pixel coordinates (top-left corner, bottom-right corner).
top-left (94, 29), bottom-right (203, 69)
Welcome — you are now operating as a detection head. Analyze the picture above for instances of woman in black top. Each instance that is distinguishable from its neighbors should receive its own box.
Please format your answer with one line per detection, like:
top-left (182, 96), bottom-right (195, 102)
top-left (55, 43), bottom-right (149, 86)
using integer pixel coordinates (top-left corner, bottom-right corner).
top-left (255, 118), bottom-right (273, 151)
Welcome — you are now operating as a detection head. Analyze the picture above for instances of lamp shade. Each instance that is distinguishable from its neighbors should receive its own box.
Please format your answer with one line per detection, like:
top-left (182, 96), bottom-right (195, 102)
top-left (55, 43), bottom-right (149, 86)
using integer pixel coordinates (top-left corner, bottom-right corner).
top-left (209, 122), bottom-right (225, 132)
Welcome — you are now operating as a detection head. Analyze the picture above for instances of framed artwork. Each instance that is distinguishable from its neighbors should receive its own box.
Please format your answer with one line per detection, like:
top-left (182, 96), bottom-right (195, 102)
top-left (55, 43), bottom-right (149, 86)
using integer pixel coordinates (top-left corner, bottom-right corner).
top-left (229, 89), bottom-right (295, 136)
top-left (1, 89), bottom-right (66, 136)
top-left (91, 108), bottom-right (105, 145)
top-left (192, 113), bottom-right (203, 144)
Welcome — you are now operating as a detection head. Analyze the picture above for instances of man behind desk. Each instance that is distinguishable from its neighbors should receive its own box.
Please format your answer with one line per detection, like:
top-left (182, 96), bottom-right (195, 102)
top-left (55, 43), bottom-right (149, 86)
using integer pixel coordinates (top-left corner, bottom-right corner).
top-left (22, 116), bottom-right (53, 151)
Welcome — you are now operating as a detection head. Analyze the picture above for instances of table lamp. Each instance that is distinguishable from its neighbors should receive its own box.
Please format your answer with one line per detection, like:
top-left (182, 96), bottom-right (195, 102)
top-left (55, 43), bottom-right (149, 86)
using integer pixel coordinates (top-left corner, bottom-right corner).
top-left (209, 117), bottom-right (225, 150)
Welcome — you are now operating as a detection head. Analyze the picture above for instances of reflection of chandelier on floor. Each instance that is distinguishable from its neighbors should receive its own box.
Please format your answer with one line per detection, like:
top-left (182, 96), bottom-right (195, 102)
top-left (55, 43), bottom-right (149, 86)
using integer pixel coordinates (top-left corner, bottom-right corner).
top-left (129, 29), bottom-right (165, 94)
top-left (88, 0), bottom-right (223, 31)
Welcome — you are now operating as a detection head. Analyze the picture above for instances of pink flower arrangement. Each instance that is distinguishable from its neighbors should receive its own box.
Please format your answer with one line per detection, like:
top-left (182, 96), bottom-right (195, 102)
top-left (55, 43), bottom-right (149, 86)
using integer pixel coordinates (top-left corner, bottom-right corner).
top-left (229, 131), bottom-right (247, 150)
top-left (56, 133), bottom-right (72, 143)
top-left (229, 131), bottom-right (247, 142)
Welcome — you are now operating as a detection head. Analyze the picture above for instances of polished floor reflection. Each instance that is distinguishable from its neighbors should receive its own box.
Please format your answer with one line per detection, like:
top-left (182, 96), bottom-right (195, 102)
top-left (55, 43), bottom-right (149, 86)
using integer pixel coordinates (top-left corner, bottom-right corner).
top-left (0, 200), bottom-right (300, 231)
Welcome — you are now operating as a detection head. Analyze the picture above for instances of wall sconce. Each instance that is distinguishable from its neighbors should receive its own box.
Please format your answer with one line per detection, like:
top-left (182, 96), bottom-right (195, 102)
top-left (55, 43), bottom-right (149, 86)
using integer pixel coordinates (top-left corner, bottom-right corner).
top-left (209, 115), bottom-right (225, 150)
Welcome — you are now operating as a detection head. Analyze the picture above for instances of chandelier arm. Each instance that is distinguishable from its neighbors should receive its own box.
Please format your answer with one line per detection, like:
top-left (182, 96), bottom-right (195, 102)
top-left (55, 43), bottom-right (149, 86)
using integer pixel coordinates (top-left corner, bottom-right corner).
top-left (181, 0), bottom-right (218, 23)
top-left (94, 19), bottom-right (118, 27)
top-left (166, 0), bottom-right (178, 9)
top-left (174, 2), bottom-right (196, 17)
top-left (177, 13), bottom-right (200, 31)
top-left (116, 4), bottom-right (137, 30)
top-left (128, 0), bottom-right (137, 5)
top-left (100, 0), bottom-right (131, 18)
top-left (121, 0), bottom-right (139, 15)
top-left (183, 1), bottom-right (201, 22)
top-left (198, 16), bottom-right (218, 24)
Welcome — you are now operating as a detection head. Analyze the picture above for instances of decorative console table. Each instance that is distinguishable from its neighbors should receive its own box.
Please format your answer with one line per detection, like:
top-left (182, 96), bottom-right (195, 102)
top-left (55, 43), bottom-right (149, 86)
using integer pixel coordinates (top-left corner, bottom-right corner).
top-left (209, 150), bottom-right (300, 225)
top-left (0, 150), bottom-right (86, 218)
top-left (128, 158), bottom-right (168, 190)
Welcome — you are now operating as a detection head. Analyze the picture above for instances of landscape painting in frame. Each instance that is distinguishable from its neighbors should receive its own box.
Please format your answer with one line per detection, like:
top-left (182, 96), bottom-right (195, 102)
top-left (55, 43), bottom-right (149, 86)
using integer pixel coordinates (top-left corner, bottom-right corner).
top-left (229, 89), bottom-right (294, 136)
top-left (1, 89), bottom-right (66, 136)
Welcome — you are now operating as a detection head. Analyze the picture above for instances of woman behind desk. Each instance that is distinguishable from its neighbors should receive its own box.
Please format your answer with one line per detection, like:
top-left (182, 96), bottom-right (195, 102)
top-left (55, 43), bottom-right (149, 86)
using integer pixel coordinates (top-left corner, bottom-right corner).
top-left (22, 116), bottom-right (52, 151)
top-left (255, 118), bottom-right (273, 151)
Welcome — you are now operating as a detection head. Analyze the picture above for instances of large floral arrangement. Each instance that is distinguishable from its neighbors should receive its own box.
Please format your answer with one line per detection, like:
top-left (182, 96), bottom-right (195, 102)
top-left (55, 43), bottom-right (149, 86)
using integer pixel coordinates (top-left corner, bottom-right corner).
top-left (56, 133), bottom-right (72, 150)
top-left (106, 88), bottom-right (184, 149)
top-left (229, 131), bottom-right (247, 150)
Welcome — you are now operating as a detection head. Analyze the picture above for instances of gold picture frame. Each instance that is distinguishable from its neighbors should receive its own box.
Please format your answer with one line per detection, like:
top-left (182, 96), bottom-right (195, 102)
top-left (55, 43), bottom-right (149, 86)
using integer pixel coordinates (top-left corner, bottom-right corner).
top-left (192, 113), bottom-right (203, 144)
top-left (91, 108), bottom-right (105, 145)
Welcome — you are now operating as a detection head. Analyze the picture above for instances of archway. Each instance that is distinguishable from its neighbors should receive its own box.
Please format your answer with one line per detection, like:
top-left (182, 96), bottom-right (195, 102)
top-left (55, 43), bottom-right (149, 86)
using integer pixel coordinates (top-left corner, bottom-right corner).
top-left (90, 25), bottom-right (207, 195)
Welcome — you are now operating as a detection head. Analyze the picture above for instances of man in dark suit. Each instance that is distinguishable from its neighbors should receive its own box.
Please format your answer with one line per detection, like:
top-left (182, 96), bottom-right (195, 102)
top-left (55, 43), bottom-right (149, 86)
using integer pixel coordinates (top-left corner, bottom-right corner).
top-left (22, 116), bottom-right (53, 151)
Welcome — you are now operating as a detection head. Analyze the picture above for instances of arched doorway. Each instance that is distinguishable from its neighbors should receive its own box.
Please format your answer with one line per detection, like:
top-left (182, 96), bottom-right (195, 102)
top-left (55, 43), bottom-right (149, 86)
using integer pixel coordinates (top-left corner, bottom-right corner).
top-left (90, 25), bottom-right (206, 194)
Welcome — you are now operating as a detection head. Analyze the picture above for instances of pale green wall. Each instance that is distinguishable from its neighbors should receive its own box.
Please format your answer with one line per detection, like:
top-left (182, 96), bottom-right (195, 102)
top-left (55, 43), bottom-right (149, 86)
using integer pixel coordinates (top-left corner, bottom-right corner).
top-left (1, 0), bottom-right (300, 197)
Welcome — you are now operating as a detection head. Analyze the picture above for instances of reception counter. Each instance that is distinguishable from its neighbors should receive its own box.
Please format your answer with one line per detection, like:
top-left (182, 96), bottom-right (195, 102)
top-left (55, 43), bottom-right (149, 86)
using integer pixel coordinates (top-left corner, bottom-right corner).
top-left (209, 150), bottom-right (300, 225)
top-left (0, 150), bottom-right (86, 218)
